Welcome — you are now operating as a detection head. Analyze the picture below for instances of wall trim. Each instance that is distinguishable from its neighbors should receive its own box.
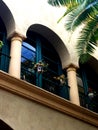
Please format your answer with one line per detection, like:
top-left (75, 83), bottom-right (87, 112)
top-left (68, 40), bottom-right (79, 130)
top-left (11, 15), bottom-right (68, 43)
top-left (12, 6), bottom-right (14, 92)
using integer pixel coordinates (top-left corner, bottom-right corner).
top-left (0, 70), bottom-right (98, 127)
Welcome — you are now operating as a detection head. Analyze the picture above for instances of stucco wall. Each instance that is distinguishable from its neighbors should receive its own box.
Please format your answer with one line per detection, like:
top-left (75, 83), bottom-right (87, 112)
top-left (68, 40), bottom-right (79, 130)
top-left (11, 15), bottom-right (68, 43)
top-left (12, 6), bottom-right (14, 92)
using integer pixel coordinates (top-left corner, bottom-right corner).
top-left (2, 0), bottom-right (80, 65)
top-left (2, 0), bottom-right (98, 65)
top-left (0, 89), bottom-right (97, 130)
top-left (3, 0), bottom-right (66, 37)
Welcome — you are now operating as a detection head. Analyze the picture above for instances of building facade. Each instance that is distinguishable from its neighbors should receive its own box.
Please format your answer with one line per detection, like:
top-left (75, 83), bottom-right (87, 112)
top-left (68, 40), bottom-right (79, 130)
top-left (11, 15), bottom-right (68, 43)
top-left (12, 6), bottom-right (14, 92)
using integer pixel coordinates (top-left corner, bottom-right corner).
top-left (0, 0), bottom-right (98, 129)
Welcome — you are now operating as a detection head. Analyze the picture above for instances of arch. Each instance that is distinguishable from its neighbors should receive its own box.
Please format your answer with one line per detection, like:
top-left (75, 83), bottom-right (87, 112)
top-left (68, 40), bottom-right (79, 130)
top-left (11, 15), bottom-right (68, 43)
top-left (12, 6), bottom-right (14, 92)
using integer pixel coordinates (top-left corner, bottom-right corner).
top-left (26, 24), bottom-right (70, 68)
top-left (0, 0), bottom-right (15, 37)
top-left (0, 119), bottom-right (13, 130)
top-left (22, 28), bottom-right (70, 99)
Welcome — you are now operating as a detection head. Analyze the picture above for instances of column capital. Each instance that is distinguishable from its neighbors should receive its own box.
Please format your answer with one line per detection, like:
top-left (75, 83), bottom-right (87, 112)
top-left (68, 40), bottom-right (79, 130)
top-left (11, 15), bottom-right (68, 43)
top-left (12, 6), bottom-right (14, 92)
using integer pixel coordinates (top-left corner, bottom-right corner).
top-left (9, 32), bottom-right (26, 42)
top-left (65, 63), bottom-right (79, 72)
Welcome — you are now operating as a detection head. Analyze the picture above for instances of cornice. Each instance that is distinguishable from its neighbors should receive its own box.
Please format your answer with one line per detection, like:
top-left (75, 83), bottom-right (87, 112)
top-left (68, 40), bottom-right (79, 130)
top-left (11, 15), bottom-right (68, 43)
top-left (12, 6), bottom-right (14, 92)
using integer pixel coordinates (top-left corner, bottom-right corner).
top-left (0, 70), bottom-right (98, 127)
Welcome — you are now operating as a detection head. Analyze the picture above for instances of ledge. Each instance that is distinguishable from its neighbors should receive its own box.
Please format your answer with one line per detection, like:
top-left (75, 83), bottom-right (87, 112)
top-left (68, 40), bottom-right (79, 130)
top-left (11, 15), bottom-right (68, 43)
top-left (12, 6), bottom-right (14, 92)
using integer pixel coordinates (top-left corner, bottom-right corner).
top-left (0, 70), bottom-right (98, 127)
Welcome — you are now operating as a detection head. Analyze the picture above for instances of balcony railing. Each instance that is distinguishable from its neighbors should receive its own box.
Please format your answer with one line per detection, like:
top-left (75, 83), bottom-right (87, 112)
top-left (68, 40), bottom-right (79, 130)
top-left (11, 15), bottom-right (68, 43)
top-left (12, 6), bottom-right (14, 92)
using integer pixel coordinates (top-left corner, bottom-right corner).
top-left (21, 66), bottom-right (98, 113)
top-left (42, 76), bottom-right (70, 100)
top-left (21, 65), bottom-right (70, 100)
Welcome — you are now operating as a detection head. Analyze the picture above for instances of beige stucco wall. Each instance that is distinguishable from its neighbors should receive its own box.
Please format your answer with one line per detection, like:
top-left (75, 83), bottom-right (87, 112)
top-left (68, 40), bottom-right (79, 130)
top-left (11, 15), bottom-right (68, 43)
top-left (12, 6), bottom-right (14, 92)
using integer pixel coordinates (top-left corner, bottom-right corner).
top-left (0, 89), bottom-right (97, 130)
top-left (2, 0), bottom-right (98, 66)
top-left (3, 0), bottom-right (66, 37)
top-left (2, 0), bottom-right (81, 66)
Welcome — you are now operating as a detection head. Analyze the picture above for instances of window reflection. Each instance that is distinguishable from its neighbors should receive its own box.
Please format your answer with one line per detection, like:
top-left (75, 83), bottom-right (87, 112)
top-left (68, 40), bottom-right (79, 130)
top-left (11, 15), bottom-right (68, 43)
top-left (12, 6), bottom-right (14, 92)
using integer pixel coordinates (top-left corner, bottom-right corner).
top-left (21, 42), bottom-right (36, 62)
top-left (21, 42), bottom-right (36, 84)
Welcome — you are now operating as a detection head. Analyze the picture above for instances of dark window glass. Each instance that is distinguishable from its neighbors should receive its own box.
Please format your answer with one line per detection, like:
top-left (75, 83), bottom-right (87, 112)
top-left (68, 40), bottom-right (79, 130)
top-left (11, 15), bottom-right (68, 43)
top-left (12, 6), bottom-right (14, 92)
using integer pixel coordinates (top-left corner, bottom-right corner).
top-left (21, 42), bottom-right (36, 84)
top-left (0, 32), bottom-right (10, 72)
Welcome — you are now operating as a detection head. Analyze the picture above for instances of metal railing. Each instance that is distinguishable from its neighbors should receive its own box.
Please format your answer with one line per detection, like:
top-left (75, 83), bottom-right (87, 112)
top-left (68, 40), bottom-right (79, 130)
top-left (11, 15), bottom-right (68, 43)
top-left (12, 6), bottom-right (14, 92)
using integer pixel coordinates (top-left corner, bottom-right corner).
top-left (21, 65), bottom-right (70, 100)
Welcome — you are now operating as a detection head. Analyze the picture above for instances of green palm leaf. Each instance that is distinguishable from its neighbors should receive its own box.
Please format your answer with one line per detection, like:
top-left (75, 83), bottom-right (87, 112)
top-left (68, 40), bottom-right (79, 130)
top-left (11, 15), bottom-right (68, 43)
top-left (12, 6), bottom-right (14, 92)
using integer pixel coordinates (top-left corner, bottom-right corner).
top-left (48, 0), bottom-right (83, 23)
top-left (65, 1), bottom-right (98, 31)
top-left (48, 0), bottom-right (66, 6)
top-left (76, 15), bottom-right (98, 63)
top-left (48, 0), bottom-right (84, 7)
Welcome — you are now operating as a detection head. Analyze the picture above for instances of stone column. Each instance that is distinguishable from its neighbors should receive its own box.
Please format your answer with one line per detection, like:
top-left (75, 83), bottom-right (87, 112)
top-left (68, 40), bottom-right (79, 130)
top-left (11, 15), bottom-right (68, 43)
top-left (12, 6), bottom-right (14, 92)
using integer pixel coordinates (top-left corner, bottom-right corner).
top-left (66, 64), bottom-right (80, 105)
top-left (9, 33), bottom-right (24, 78)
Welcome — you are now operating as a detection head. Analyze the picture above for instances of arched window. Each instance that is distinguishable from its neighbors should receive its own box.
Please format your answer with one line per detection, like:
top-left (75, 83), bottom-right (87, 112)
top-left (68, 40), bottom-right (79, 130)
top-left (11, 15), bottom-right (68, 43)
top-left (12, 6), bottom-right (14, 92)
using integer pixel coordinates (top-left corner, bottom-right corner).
top-left (0, 119), bottom-right (13, 130)
top-left (21, 33), bottom-right (69, 99)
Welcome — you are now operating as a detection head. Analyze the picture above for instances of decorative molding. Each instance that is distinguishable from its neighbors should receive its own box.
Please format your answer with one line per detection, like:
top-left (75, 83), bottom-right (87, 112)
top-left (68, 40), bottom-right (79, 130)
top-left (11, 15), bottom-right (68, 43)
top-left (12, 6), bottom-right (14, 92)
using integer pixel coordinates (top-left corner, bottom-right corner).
top-left (0, 70), bottom-right (98, 127)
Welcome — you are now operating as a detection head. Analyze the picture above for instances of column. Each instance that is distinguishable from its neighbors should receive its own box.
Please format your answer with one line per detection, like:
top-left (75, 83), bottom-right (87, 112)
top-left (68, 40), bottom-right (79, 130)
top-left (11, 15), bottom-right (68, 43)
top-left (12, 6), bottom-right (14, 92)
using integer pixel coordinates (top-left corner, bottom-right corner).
top-left (66, 64), bottom-right (80, 105)
top-left (9, 34), bottom-right (24, 78)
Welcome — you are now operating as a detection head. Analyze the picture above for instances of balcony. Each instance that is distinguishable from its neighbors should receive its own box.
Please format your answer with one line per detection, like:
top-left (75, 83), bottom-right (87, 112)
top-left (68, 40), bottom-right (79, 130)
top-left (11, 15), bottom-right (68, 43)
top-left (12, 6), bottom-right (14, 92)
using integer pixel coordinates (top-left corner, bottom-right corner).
top-left (0, 70), bottom-right (98, 128)
top-left (21, 65), bottom-right (70, 100)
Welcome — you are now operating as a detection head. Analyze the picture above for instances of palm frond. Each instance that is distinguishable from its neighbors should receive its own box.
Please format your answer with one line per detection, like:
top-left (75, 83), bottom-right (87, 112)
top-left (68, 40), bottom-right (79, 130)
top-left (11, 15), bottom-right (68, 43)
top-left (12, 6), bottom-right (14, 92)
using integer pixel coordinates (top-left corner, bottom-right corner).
top-left (79, 53), bottom-right (91, 64)
top-left (48, 0), bottom-right (98, 63)
top-left (48, 0), bottom-right (85, 23)
top-left (93, 29), bottom-right (98, 41)
top-left (65, 1), bottom-right (87, 31)
top-left (48, 0), bottom-right (84, 7)
top-left (57, 6), bottom-right (78, 23)
top-left (76, 15), bottom-right (98, 63)
top-left (48, 0), bottom-right (66, 6)
top-left (65, 1), bottom-right (98, 31)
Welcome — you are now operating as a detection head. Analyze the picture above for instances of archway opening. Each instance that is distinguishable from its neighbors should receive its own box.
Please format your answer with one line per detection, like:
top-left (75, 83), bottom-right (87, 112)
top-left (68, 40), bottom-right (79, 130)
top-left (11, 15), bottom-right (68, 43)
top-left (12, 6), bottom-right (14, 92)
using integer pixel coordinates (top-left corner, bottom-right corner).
top-left (21, 25), bottom-right (70, 99)
top-left (27, 24), bottom-right (70, 68)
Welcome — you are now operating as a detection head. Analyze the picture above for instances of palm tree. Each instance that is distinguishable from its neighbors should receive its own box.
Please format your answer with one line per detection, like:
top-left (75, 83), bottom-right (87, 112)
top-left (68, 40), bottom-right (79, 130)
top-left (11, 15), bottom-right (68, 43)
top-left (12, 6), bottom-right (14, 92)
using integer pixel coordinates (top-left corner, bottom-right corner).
top-left (48, 0), bottom-right (98, 63)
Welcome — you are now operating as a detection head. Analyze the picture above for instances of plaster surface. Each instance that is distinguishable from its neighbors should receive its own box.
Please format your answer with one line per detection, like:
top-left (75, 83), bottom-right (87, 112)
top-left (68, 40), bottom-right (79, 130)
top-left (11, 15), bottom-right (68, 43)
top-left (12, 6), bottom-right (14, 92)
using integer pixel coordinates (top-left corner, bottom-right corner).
top-left (0, 89), bottom-right (97, 130)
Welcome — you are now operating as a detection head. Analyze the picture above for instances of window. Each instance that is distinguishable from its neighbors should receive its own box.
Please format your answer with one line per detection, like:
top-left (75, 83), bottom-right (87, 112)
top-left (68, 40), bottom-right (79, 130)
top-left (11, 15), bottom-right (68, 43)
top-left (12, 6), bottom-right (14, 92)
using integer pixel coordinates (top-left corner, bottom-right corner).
top-left (21, 34), bottom-right (69, 99)
top-left (21, 42), bottom-right (36, 84)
